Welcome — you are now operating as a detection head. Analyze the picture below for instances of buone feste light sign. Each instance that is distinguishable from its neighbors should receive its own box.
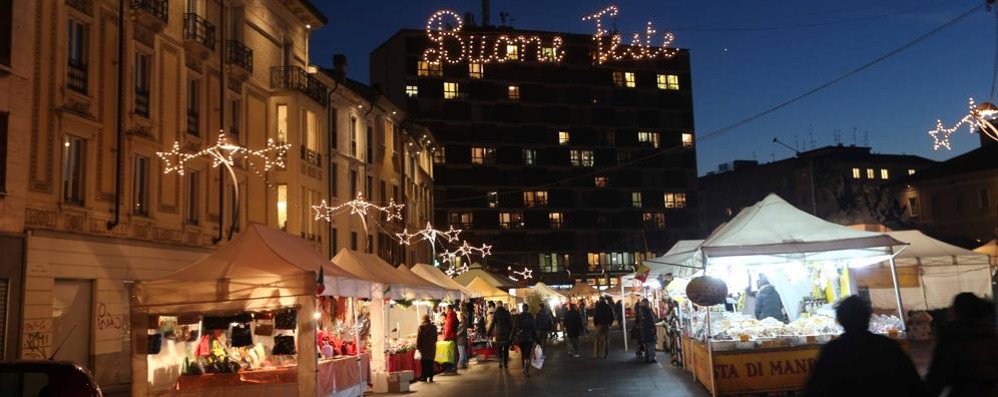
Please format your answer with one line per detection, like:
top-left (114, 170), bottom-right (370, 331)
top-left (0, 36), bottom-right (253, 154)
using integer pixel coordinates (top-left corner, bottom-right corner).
top-left (422, 5), bottom-right (677, 65)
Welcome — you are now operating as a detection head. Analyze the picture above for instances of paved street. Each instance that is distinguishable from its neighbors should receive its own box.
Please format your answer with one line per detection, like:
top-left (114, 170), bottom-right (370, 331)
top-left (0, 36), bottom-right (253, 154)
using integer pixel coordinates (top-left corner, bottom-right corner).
top-left (403, 330), bottom-right (709, 397)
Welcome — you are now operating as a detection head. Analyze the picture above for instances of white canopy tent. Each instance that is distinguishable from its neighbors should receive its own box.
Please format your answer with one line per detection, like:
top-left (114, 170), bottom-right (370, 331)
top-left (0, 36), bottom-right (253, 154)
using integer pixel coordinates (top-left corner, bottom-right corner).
top-left (698, 194), bottom-right (907, 322)
top-left (452, 263), bottom-right (516, 289)
top-left (974, 239), bottom-right (998, 265)
top-left (410, 263), bottom-right (478, 299)
top-left (864, 230), bottom-right (992, 311)
top-left (622, 239), bottom-right (705, 286)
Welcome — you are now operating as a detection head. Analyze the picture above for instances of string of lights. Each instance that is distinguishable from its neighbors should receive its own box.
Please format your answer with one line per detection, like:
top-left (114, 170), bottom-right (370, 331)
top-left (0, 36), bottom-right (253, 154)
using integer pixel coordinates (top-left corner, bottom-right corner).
top-left (156, 133), bottom-right (290, 176)
top-left (582, 5), bottom-right (677, 64)
top-left (422, 10), bottom-right (565, 64)
top-left (929, 98), bottom-right (998, 150)
top-left (311, 192), bottom-right (405, 223)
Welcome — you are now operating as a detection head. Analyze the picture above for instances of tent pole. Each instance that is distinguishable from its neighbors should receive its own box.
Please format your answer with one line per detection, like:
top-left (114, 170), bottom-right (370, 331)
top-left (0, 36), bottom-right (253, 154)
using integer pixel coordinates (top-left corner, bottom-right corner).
top-left (701, 253), bottom-right (717, 397)
top-left (352, 297), bottom-right (364, 396)
top-left (887, 246), bottom-right (907, 331)
top-left (621, 282), bottom-right (628, 352)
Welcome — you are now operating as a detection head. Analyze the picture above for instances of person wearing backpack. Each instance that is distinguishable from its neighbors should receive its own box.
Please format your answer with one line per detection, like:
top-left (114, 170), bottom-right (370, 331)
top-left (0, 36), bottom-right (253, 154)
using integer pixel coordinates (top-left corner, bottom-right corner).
top-left (535, 305), bottom-right (554, 354)
top-left (512, 303), bottom-right (539, 377)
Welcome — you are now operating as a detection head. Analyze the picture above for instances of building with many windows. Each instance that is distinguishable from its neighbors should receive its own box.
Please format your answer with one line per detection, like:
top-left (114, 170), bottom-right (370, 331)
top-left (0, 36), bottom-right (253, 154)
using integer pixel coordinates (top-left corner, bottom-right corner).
top-left (5, 0), bottom-right (328, 391)
top-left (370, 14), bottom-right (700, 287)
top-left (700, 145), bottom-right (935, 233)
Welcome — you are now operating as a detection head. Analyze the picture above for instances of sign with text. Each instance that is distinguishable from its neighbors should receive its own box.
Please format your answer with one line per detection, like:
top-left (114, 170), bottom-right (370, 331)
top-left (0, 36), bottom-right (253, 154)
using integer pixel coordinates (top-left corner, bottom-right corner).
top-left (712, 346), bottom-right (821, 394)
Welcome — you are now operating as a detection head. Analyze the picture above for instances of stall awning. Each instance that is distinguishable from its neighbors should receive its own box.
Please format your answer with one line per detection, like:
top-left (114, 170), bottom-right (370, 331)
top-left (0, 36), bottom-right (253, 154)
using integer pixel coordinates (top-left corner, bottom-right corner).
top-left (132, 224), bottom-right (371, 313)
top-left (452, 263), bottom-right (516, 288)
top-left (886, 230), bottom-right (991, 267)
top-left (529, 282), bottom-right (567, 300)
top-left (700, 194), bottom-right (906, 264)
top-left (566, 281), bottom-right (599, 297)
top-left (330, 249), bottom-right (450, 300)
top-left (465, 276), bottom-right (513, 300)
top-left (394, 264), bottom-right (461, 300)
top-left (410, 263), bottom-right (479, 298)
top-left (974, 239), bottom-right (998, 265)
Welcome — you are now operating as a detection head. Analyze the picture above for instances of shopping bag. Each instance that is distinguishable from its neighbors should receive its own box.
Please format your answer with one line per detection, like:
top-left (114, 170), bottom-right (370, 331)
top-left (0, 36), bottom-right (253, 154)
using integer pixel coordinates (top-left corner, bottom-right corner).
top-left (414, 349), bottom-right (422, 360)
top-left (531, 345), bottom-right (544, 369)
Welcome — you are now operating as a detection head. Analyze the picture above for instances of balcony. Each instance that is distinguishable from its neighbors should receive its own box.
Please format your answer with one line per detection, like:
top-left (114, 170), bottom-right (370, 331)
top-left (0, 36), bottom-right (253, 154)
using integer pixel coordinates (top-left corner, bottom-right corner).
top-left (134, 88), bottom-right (150, 117)
top-left (300, 147), bottom-right (322, 167)
top-left (129, 0), bottom-right (168, 31)
top-left (225, 40), bottom-right (253, 80)
top-left (187, 110), bottom-right (200, 136)
top-left (67, 61), bottom-right (88, 94)
top-left (183, 13), bottom-right (215, 57)
top-left (270, 66), bottom-right (329, 106)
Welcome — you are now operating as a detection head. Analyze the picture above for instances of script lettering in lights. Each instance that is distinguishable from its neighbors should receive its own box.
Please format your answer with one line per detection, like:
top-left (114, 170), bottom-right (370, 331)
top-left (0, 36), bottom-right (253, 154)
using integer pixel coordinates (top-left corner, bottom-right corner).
top-left (583, 5), bottom-right (678, 64)
top-left (423, 10), bottom-right (565, 64)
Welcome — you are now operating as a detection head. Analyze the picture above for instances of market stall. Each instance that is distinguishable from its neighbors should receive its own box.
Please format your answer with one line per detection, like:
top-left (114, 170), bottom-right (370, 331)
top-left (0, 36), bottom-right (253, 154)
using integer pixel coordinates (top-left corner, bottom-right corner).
top-left (453, 263), bottom-right (516, 289)
top-left (465, 276), bottom-right (516, 305)
top-left (974, 239), bottom-right (998, 265)
top-left (566, 281), bottom-right (600, 299)
top-left (858, 230), bottom-right (992, 311)
top-left (410, 263), bottom-right (478, 298)
top-left (680, 194), bottom-right (908, 396)
top-left (129, 224), bottom-right (373, 397)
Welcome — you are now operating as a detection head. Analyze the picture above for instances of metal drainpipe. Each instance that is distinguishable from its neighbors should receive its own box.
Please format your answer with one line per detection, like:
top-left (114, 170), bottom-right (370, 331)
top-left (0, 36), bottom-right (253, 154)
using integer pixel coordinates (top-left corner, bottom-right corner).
top-left (107, 0), bottom-right (125, 230)
top-left (213, 4), bottom-right (227, 243)
top-left (326, 80), bottom-right (339, 260)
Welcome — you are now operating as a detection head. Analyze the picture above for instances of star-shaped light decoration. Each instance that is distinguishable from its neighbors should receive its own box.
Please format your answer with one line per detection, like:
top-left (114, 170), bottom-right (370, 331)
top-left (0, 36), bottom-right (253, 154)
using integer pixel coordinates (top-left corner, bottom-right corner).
top-left (312, 200), bottom-right (335, 222)
top-left (244, 138), bottom-right (291, 172)
top-left (311, 192), bottom-right (406, 224)
top-left (512, 267), bottom-right (533, 281)
top-left (156, 141), bottom-right (196, 175)
top-left (397, 222), bottom-right (462, 246)
top-left (930, 98), bottom-right (998, 150)
top-left (454, 240), bottom-right (492, 258)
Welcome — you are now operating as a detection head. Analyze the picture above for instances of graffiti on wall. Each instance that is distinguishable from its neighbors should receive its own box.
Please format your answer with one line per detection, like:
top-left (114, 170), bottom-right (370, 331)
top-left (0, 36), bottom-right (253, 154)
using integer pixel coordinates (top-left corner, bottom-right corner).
top-left (95, 303), bottom-right (121, 330)
top-left (22, 320), bottom-right (51, 359)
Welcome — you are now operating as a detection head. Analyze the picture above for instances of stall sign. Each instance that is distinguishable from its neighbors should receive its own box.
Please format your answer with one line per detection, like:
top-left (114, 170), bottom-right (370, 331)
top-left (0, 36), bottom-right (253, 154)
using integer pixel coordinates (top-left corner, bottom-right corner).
top-left (713, 346), bottom-right (821, 394)
top-left (853, 266), bottom-right (920, 289)
top-left (685, 276), bottom-right (728, 306)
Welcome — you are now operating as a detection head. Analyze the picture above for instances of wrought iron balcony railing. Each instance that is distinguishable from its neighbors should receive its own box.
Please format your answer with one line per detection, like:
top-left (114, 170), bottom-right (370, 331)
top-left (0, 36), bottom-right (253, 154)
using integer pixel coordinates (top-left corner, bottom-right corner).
top-left (225, 40), bottom-right (253, 72)
top-left (300, 146), bottom-right (322, 166)
top-left (183, 13), bottom-right (215, 50)
top-left (67, 61), bottom-right (88, 94)
top-left (270, 65), bottom-right (329, 106)
top-left (129, 0), bottom-right (168, 24)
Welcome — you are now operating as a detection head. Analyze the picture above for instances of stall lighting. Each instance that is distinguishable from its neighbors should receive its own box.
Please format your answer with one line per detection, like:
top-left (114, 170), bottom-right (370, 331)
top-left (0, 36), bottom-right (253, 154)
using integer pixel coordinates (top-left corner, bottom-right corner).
top-left (313, 311), bottom-right (322, 320)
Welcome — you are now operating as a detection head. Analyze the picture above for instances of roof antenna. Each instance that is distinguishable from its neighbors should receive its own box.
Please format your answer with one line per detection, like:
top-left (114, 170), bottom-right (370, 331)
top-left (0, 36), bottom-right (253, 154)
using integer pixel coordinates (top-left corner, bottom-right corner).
top-left (852, 127), bottom-right (858, 146)
top-left (863, 130), bottom-right (869, 147)
top-left (808, 124), bottom-right (816, 149)
top-left (833, 129), bottom-right (841, 145)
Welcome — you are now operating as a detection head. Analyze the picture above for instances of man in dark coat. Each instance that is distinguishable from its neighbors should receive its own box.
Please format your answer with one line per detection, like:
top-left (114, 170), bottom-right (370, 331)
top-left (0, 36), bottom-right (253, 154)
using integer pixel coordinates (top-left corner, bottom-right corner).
top-left (638, 299), bottom-right (658, 363)
top-left (564, 303), bottom-right (583, 357)
top-left (754, 275), bottom-right (788, 323)
top-left (488, 302), bottom-right (514, 369)
top-left (512, 303), bottom-right (539, 377)
top-left (592, 297), bottom-right (615, 359)
top-left (535, 305), bottom-right (554, 353)
top-left (804, 296), bottom-right (922, 397)
top-left (416, 314), bottom-right (438, 383)
top-left (924, 293), bottom-right (998, 397)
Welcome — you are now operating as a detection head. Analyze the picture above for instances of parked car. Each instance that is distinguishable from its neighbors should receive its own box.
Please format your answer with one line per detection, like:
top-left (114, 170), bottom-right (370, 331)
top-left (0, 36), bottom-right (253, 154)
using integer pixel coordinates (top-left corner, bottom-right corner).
top-left (0, 360), bottom-right (102, 397)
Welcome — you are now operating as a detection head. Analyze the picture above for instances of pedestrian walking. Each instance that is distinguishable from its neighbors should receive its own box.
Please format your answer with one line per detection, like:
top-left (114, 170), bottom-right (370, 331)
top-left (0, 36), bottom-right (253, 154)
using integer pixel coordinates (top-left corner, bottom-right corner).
top-left (456, 302), bottom-right (472, 370)
top-left (579, 299), bottom-right (589, 336)
top-left (593, 297), bottom-right (614, 359)
top-left (564, 303), bottom-right (583, 357)
top-left (804, 296), bottom-right (922, 397)
top-left (638, 299), bottom-right (658, 363)
top-left (416, 314), bottom-right (438, 383)
top-left (488, 302), bottom-right (513, 369)
top-left (536, 305), bottom-right (554, 353)
top-left (512, 303), bottom-right (539, 377)
top-left (924, 293), bottom-right (998, 397)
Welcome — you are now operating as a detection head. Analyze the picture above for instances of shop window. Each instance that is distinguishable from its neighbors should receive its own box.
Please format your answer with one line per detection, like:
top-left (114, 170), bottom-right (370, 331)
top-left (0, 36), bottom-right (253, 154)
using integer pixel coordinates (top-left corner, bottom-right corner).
top-left (664, 193), bottom-right (686, 208)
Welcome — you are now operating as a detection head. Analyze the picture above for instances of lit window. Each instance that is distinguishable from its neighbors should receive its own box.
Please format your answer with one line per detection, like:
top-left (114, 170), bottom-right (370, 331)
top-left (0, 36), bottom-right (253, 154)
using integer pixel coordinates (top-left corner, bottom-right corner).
top-left (417, 61), bottom-right (442, 77)
top-left (558, 131), bottom-right (570, 145)
top-left (908, 169), bottom-right (916, 175)
top-left (657, 74), bottom-right (679, 90)
top-left (664, 193), bottom-right (687, 208)
top-left (631, 192), bottom-right (642, 208)
top-left (549, 213), bottom-right (563, 229)
top-left (595, 176), bottom-right (608, 187)
top-left (852, 168), bottom-right (861, 179)
top-left (469, 62), bottom-right (483, 79)
top-left (866, 168), bottom-right (875, 179)
top-left (524, 191), bottom-right (549, 207)
top-left (132, 155), bottom-right (149, 215)
top-left (681, 133), bottom-right (694, 148)
top-left (433, 147), bottom-right (446, 164)
top-left (443, 82), bottom-right (460, 99)
top-left (62, 135), bottom-right (86, 205)
top-left (277, 184), bottom-right (288, 230)
top-left (541, 47), bottom-right (556, 62)
top-left (508, 85), bottom-right (520, 101)
top-left (506, 44), bottom-right (519, 60)
top-left (522, 149), bottom-right (536, 165)
top-left (880, 169), bottom-right (889, 180)
top-left (612, 72), bottom-right (624, 87)
top-left (642, 212), bottom-right (666, 228)
top-left (487, 191), bottom-right (498, 208)
top-left (539, 253), bottom-right (563, 273)
top-left (276, 104), bottom-right (288, 143)
top-left (624, 72), bottom-right (636, 88)
top-left (405, 85), bottom-right (418, 98)
top-left (638, 132), bottom-right (660, 148)
top-left (570, 150), bottom-right (594, 167)
top-left (499, 212), bottom-right (524, 230)
top-left (304, 110), bottom-right (318, 152)
top-left (471, 147), bottom-right (495, 165)
top-left (449, 212), bottom-right (474, 228)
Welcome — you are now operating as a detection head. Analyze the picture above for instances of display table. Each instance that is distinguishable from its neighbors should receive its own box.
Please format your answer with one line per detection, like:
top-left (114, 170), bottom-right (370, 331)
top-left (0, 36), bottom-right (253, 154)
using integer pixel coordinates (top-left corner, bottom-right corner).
top-left (175, 366), bottom-right (297, 391)
top-left (387, 350), bottom-right (420, 379)
top-left (682, 335), bottom-right (821, 395)
top-left (434, 341), bottom-right (456, 364)
top-left (318, 354), bottom-right (371, 397)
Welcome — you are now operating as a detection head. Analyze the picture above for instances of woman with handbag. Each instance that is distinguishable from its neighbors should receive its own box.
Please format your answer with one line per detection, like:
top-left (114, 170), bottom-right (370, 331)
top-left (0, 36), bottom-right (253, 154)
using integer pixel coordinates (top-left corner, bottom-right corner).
top-left (416, 314), bottom-right (438, 383)
top-left (512, 303), bottom-right (538, 377)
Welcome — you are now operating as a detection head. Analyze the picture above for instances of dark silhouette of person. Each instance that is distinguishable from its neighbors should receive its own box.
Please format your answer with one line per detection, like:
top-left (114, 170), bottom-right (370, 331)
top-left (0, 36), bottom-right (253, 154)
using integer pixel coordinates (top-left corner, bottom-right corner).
top-left (754, 274), bottom-right (788, 323)
top-left (805, 295), bottom-right (922, 397)
top-left (924, 293), bottom-right (998, 397)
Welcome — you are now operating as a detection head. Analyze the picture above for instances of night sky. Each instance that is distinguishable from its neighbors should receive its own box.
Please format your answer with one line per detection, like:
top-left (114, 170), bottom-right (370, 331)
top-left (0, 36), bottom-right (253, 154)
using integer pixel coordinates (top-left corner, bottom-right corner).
top-left (308, 0), bottom-right (995, 174)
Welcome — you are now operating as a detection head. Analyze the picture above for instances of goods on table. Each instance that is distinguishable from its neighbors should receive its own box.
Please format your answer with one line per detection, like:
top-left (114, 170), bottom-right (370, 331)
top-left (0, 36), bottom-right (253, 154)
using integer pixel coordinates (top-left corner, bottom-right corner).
top-left (691, 310), bottom-right (904, 351)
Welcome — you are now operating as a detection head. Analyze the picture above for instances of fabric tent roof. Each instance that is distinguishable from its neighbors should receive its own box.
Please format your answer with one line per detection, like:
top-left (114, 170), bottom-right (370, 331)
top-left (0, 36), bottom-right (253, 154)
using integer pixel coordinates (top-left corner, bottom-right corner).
top-left (644, 239), bottom-right (704, 277)
top-left (331, 249), bottom-right (447, 300)
top-left (887, 230), bottom-right (990, 267)
top-left (566, 281), bottom-right (599, 297)
top-left (394, 264), bottom-right (462, 300)
top-left (452, 263), bottom-right (515, 288)
top-left (465, 276), bottom-right (512, 300)
top-left (530, 282), bottom-right (567, 300)
top-left (701, 194), bottom-right (906, 264)
top-left (974, 239), bottom-right (998, 265)
top-left (410, 263), bottom-right (478, 298)
top-left (132, 224), bottom-right (371, 313)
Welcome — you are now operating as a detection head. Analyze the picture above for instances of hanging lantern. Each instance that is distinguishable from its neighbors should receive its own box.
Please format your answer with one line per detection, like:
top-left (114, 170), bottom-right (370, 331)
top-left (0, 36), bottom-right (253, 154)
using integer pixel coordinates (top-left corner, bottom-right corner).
top-left (685, 276), bottom-right (728, 306)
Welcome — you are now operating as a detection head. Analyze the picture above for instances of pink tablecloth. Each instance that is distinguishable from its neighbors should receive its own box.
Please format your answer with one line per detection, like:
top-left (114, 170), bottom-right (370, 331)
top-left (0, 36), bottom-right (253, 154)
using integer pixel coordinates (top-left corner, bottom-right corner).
top-left (176, 366), bottom-right (297, 391)
top-left (387, 350), bottom-right (420, 379)
top-left (318, 353), bottom-right (371, 396)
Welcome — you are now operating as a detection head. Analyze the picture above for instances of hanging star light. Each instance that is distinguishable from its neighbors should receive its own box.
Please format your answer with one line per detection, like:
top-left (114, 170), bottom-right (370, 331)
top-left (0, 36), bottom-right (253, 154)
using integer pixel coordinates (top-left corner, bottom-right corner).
top-left (396, 222), bottom-right (462, 246)
top-left (512, 267), bottom-right (533, 281)
top-left (156, 133), bottom-right (291, 174)
top-left (454, 240), bottom-right (492, 258)
top-left (312, 192), bottom-right (406, 223)
top-left (930, 97), bottom-right (998, 150)
top-left (157, 141), bottom-right (197, 175)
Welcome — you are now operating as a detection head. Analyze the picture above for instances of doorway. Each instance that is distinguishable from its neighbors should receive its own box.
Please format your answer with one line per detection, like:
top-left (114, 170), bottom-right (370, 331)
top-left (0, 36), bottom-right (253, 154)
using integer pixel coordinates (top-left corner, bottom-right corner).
top-left (52, 279), bottom-right (93, 368)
